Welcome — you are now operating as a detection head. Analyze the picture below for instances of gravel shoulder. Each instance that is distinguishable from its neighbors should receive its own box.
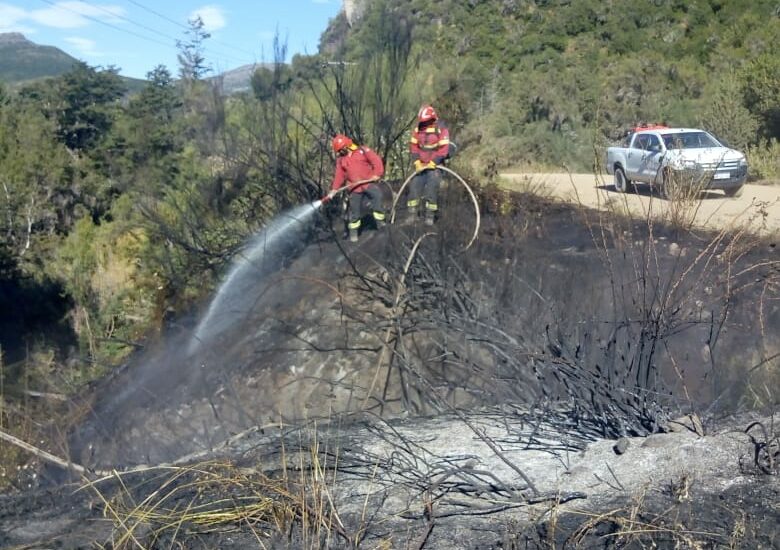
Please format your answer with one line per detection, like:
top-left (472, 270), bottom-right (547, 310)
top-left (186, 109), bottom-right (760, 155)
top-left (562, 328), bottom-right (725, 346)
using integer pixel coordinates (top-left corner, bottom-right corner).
top-left (500, 172), bottom-right (780, 235)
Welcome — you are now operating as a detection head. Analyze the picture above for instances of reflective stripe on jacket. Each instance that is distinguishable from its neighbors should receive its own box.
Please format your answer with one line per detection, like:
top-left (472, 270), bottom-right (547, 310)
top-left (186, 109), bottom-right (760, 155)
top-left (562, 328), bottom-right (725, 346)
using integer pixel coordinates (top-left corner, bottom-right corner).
top-left (331, 145), bottom-right (385, 194)
top-left (410, 122), bottom-right (450, 164)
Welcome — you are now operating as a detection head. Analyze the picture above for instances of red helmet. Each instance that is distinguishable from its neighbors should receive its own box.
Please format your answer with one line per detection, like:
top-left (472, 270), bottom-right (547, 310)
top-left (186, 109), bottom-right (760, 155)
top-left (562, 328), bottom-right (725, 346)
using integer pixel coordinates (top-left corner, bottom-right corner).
top-left (332, 134), bottom-right (353, 152)
top-left (418, 105), bottom-right (437, 123)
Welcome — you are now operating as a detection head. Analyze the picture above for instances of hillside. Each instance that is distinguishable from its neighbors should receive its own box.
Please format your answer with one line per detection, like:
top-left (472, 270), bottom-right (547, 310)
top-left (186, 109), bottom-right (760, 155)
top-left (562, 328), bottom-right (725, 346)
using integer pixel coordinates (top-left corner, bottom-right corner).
top-left (2, 193), bottom-right (779, 547)
top-left (0, 3), bottom-right (778, 548)
top-left (324, 0), bottom-right (780, 174)
top-left (0, 32), bottom-right (269, 95)
top-left (209, 62), bottom-right (275, 95)
top-left (0, 32), bottom-right (147, 92)
top-left (0, 33), bottom-right (78, 82)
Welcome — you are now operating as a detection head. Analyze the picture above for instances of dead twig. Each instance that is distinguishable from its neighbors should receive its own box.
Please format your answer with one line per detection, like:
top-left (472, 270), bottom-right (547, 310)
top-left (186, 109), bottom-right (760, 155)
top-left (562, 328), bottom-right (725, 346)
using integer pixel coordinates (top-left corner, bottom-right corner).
top-left (0, 427), bottom-right (109, 477)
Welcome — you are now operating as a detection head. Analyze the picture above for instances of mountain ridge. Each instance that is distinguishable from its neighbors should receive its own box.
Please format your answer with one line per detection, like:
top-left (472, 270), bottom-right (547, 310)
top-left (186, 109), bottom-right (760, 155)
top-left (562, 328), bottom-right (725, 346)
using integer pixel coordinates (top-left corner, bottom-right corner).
top-left (0, 32), bottom-right (80, 83)
top-left (209, 62), bottom-right (275, 95)
top-left (0, 32), bottom-right (268, 96)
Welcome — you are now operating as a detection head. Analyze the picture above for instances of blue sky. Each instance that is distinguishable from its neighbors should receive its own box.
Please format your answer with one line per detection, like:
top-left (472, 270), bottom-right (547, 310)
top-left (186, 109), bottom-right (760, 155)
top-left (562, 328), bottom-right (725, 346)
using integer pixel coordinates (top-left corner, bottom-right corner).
top-left (0, 1), bottom-right (343, 79)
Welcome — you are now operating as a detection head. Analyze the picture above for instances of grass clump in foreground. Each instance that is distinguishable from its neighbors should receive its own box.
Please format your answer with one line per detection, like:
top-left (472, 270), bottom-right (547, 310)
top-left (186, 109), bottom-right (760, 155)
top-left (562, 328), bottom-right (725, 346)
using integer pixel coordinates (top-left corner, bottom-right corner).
top-left (82, 430), bottom-right (372, 550)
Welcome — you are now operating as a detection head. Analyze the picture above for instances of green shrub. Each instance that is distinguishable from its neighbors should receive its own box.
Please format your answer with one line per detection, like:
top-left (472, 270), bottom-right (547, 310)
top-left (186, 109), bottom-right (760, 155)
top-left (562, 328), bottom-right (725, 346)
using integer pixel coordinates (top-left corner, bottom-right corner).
top-left (747, 139), bottom-right (780, 182)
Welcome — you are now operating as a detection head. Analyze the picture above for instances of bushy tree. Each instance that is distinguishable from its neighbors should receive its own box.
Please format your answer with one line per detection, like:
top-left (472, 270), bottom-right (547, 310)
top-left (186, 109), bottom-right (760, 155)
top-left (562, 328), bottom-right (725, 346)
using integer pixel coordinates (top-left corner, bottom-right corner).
top-left (741, 53), bottom-right (780, 140)
top-left (126, 65), bottom-right (182, 163)
top-left (251, 64), bottom-right (293, 101)
top-left (700, 76), bottom-right (758, 150)
top-left (0, 101), bottom-right (69, 258)
top-left (177, 17), bottom-right (211, 82)
top-left (55, 62), bottom-right (125, 151)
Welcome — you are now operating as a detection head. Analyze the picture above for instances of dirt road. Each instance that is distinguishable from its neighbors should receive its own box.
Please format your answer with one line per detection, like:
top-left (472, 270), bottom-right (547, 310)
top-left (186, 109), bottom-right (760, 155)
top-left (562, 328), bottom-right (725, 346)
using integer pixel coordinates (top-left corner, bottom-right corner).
top-left (500, 172), bottom-right (780, 235)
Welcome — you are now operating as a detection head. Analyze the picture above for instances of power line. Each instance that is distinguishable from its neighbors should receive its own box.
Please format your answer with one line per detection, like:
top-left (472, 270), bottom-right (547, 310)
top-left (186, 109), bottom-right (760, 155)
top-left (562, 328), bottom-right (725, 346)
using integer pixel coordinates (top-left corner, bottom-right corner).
top-left (35, 0), bottom-right (258, 73)
top-left (71, 0), bottom-right (254, 65)
top-left (121, 0), bottom-right (259, 59)
top-left (36, 0), bottom-right (173, 51)
top-left (80, 1), bottom-right (185, 44)
top-left (124, 0), bottom-right (189, 30)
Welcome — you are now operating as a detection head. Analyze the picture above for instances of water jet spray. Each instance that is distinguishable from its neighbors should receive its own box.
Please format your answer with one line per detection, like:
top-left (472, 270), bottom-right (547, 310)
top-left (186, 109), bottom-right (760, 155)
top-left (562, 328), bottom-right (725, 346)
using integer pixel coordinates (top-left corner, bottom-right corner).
top-left (188, 200), bottom-right (323, 354)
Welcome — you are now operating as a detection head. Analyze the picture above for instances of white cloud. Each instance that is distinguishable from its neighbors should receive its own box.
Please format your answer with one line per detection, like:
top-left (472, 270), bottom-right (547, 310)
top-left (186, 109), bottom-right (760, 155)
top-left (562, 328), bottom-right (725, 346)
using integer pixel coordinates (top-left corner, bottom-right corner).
top-left (64, 36), bottom-right (102, 56)
top-left (0, 24), bottom-right (35, 34)
top-left (28, 2), bottom-right (125, 30)
top-left (189, 5), bottom-right (226, 32)
top-left (0, 3), bottom-right (26, 25)
top-left (0, 3), bottom-right (35, 33)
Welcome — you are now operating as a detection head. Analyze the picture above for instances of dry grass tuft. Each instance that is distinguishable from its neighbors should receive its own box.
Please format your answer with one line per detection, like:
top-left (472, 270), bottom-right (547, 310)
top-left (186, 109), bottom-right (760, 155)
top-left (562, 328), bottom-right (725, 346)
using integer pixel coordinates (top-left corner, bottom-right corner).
top-left (557, 485), bottom-right (720, 549)
top-left (497, 173), bottom-right (555, 201)
top-left (660, 169), bottom-right (712, 232)
top-left (83, 461), bottom-right (312, 548)
top-left (82, 425), bottom-right (358, 550)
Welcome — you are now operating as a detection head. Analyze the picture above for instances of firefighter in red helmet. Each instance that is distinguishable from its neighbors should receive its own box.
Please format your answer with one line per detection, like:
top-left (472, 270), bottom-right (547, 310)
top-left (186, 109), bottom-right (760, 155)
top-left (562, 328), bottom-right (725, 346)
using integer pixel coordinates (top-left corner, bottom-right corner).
top-left (323, 134), bottom-right (386, 242)
top-left (408, 104), bottom-right (450, 225)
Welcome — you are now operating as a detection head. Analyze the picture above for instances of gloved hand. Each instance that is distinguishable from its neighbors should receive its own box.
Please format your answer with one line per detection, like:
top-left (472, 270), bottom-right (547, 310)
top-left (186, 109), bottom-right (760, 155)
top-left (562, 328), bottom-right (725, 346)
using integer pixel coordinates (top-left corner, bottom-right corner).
top-left (414, 160), bottom-right (437, 173)
top-left (321, 190), bottom-right (336, 204)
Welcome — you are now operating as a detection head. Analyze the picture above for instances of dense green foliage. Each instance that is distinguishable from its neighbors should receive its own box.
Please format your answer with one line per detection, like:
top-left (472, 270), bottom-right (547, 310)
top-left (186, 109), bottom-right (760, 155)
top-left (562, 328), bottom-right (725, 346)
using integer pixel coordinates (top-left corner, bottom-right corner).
top-left (0, 45), bottom-right (352, 379)
top-left (330, 0), bottom-right (780, 174)
top-left (0, 0), bottom-right (778, 395)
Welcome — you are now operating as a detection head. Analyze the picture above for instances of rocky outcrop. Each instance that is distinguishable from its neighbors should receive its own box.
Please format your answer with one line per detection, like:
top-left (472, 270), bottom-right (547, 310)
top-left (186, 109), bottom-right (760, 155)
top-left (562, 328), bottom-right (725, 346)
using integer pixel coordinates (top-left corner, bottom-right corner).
top-left (343, 0), bottom-right (366, 26)
top-left (0, 32), bottom-right (29, 45)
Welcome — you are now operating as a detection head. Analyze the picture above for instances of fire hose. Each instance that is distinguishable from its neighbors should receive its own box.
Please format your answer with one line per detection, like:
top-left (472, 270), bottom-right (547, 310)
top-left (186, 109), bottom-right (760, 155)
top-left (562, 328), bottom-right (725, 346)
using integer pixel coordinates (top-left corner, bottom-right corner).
top-left (321, 167), bottom-right (481, 251)
top-left (320, 177), bottom-right (380, 203)
top-left (390, 165), bottom-right (480, 251)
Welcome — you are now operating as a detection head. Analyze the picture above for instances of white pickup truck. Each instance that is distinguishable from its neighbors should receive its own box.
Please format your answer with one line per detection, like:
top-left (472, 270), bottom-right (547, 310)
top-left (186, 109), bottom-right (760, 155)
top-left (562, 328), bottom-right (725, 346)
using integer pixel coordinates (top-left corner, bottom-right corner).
top-left (606, 127), bottom-right (748, 198)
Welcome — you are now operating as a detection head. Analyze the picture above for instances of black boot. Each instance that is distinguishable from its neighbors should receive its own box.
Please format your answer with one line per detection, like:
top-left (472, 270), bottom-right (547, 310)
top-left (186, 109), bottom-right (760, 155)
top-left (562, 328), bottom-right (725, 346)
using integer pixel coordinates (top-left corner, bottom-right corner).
top-left (424, 210), bottom-right (435, 226)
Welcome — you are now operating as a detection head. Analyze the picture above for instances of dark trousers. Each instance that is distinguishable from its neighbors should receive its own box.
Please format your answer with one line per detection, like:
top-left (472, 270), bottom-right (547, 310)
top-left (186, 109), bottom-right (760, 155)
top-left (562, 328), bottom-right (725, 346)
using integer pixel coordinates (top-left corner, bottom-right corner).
top-left (347, 184), bottom-right (386, 230)
top-left (407, 169), bottom-right (440, 213)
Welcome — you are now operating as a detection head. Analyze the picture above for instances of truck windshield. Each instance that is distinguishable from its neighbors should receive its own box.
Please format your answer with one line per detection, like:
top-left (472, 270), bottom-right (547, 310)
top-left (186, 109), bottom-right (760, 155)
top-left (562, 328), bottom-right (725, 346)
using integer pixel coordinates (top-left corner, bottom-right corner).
top-left (661, 132), bottom-right (721, 149)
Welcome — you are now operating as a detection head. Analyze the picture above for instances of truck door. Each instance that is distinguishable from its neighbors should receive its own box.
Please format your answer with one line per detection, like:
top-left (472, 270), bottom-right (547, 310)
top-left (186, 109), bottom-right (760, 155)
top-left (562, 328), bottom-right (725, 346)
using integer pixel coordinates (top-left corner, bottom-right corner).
top-left (625, 134), bottom-right (646, 179)
top-left (639, 134), bottom-right (664, 182)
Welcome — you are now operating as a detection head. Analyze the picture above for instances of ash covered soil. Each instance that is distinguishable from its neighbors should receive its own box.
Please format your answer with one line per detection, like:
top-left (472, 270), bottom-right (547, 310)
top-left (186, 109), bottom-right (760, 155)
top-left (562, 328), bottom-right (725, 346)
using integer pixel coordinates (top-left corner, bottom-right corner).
top-left (1, 412), bottom-right (778, 548)
top-left (1, 185), bottom-right (779, 548)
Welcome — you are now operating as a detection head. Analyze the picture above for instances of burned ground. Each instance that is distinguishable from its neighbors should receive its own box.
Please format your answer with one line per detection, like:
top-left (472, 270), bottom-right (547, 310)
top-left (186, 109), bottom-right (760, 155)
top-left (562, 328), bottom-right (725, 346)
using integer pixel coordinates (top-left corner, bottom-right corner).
top-left (1, 410), bottom-right (778, 549)
top-left (1, 183), bottom-right (778, 548)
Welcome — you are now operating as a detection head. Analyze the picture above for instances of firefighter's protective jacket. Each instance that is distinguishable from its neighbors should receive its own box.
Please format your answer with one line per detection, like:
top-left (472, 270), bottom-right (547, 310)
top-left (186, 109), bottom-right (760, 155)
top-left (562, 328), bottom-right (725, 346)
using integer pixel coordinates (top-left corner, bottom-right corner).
top-left (410, 122), bottom-right (450, 165)
top-left (331, 145), bottom-right (385, 194)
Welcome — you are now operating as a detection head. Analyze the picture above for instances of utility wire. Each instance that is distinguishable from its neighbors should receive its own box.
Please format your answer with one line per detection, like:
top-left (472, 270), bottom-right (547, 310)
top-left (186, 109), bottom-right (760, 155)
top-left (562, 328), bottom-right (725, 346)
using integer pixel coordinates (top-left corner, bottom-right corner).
top-left (63, 0), bottom-right (254, 65)
top-left (121, 0), bottom-right (260, 58)
top-left (36, 0), bottom-right (172, 51)
top-left (76, 0), bottom-right (181, 43)
top-left (124, 0), bottom-right (189, 30)
top-left (35, 0), bottom-right (259, 73)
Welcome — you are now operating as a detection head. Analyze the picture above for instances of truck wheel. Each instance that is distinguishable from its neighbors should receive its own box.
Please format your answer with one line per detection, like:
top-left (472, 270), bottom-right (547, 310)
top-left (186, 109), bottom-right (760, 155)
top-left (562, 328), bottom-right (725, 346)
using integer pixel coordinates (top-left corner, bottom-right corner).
top-left (614, 167), bottom-right (630, 193)
top-left (724, 185), bottom-right (744, 198)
